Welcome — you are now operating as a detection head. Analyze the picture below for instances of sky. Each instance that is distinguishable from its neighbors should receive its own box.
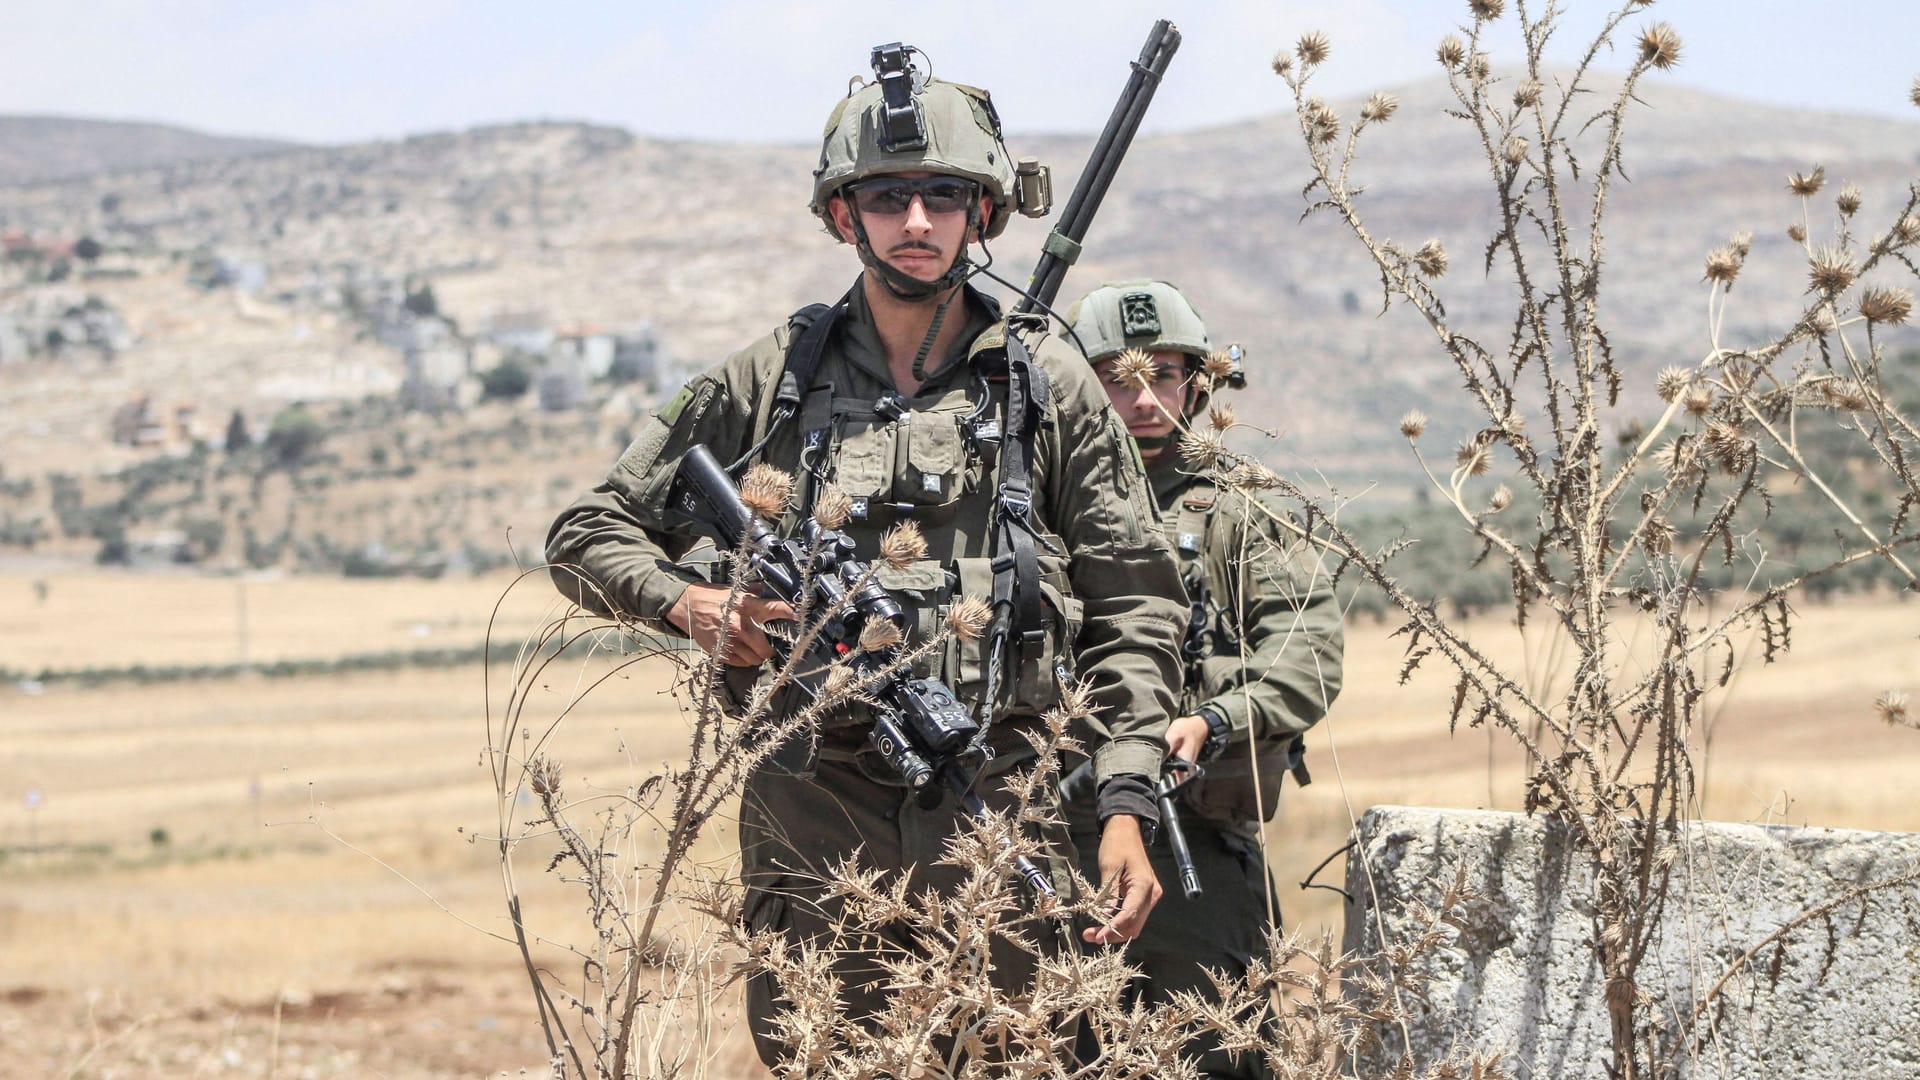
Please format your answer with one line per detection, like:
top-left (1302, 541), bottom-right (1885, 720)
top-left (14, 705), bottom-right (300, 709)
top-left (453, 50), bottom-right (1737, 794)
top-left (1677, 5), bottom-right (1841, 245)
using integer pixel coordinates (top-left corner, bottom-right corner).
top-left (2, 1), bottom-right (1916, 145)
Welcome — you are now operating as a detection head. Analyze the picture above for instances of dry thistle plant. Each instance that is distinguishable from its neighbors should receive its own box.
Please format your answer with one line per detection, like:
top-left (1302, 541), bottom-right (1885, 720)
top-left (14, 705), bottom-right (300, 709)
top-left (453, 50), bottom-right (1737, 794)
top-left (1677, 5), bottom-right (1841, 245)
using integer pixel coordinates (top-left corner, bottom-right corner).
top-left (486, 482), bottom-right (992, 1077)
top-left (1261, 2), bottom-right (1920, 1076)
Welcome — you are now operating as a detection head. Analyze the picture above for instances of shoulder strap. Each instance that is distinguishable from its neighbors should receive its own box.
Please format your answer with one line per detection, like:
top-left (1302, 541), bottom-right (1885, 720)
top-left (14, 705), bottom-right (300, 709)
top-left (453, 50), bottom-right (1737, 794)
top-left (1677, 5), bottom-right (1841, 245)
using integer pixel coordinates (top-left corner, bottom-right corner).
top-left (982, 319), bottom-right (1056, 719)
top-left (731, 288), bottom-right (851, 477)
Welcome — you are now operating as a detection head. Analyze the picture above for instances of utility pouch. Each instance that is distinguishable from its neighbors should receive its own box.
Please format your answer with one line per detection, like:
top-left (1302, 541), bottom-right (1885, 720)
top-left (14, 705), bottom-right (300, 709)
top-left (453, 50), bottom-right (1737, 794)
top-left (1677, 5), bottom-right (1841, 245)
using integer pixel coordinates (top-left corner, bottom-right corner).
top-left (949, 554), bottom-right (1079, 717)
top-left (873, 560), bottom-right (947, 680)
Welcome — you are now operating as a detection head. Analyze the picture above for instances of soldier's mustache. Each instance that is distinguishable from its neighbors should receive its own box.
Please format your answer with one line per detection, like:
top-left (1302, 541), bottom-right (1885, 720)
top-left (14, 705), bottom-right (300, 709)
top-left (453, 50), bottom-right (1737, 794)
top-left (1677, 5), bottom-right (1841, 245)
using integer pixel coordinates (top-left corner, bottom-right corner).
top-left (888, 241), bottom-right (942, 257)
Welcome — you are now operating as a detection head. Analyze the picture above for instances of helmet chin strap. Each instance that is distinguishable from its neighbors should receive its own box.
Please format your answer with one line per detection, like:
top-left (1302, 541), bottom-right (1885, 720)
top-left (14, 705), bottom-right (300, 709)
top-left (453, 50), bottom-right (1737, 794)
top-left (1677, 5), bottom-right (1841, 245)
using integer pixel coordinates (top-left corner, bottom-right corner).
top-left (844, 200), bottom-right (981, 302)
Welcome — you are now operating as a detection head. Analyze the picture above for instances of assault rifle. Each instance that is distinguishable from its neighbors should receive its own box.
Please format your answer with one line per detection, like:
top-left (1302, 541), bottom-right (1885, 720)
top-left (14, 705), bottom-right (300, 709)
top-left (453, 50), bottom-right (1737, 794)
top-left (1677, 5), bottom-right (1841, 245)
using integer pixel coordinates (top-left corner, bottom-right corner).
top-left (665, 443), bottom-right (1055, 898)
top-left (1061, 756), bottom-right (1204, 899)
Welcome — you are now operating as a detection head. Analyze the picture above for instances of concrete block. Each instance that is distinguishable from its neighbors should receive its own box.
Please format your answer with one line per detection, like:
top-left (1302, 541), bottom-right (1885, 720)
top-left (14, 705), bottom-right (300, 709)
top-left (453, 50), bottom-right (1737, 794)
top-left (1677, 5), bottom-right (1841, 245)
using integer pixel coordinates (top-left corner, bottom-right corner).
top-left (1342, 805), bottom-right (1920, 1079)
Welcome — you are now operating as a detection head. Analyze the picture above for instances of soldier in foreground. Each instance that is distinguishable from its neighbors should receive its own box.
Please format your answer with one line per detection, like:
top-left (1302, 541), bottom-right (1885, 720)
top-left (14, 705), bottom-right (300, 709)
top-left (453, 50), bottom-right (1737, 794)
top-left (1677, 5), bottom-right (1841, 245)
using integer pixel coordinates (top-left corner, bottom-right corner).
top-left (544, 51), bottom-right (1188, 1067)
top-left (1063, 280), bottom-right (1346, 1079)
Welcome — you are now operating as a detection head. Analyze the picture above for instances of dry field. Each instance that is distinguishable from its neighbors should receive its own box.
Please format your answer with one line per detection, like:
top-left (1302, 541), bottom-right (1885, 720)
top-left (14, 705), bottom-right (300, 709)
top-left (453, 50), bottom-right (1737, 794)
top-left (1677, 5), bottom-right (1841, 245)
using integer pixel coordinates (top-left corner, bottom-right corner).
top-left (2, 571), bottom-right (1916, 1078)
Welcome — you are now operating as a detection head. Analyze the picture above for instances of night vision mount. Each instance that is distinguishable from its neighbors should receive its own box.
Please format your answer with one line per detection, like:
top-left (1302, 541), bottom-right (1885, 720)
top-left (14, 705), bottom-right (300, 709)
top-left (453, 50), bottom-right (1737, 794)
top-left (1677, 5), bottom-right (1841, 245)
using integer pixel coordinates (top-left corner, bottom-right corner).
top-left (870, 42), bottom-right (927, 153)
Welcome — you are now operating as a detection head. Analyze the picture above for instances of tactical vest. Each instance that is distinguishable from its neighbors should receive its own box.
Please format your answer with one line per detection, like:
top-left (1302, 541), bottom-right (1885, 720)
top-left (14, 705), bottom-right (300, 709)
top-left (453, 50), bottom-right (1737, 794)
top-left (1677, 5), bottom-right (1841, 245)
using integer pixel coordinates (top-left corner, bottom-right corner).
top-left (1168, 480), bottom-right (1310, 825)
top-left (740, 292), bottom-right (1081, 728)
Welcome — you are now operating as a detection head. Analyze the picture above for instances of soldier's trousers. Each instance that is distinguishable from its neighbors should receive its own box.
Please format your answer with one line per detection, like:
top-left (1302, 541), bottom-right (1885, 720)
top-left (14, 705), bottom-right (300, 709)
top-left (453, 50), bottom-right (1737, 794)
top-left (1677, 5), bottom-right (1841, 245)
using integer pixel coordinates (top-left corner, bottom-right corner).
top-left (1068, 814), bottom-right (1278, 1080)
top-left (738, 741), bottom-right (1078, 1070)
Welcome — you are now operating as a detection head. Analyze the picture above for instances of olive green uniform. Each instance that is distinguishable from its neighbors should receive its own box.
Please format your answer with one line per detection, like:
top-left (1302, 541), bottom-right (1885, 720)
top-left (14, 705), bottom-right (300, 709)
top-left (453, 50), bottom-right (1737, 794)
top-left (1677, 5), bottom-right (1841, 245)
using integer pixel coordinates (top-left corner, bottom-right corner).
top-left (1069, 455), bottom-right (1344, 1080)
top-left (546, 280), bottom-right (1187, 1066)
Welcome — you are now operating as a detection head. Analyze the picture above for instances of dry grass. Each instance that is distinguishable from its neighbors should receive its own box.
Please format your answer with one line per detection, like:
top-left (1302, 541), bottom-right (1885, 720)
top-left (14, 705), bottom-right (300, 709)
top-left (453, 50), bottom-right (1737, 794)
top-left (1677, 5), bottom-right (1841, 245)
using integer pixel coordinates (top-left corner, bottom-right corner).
top-left (1, 573), bottom-right (1914, 1077)
top-left (0, 570), bottom-right (556, 672)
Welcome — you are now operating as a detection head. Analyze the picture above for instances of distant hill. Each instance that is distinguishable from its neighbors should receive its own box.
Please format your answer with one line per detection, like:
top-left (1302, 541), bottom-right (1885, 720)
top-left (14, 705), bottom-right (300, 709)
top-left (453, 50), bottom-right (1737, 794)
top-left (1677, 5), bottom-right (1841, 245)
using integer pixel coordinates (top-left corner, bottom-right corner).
top-left (2, 75), bottom-right (1918, 570)
top-left (0, 115), bottom-right (302, 185)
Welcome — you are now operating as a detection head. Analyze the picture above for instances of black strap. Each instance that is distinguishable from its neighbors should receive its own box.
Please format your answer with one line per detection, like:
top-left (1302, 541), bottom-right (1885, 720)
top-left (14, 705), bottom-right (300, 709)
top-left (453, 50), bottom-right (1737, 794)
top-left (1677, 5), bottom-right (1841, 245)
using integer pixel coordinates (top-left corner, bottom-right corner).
top-left (983, 321), bottom-right (1056, 715)
top-left (736, 289), bottom-right (852, 498)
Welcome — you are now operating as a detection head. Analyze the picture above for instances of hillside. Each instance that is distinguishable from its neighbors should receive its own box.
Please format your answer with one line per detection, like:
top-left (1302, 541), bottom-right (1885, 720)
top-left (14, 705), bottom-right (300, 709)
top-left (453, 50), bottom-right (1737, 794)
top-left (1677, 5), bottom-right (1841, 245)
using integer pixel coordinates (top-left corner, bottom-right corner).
top-left (0, 115), bottom-right (301, 186)
top-left (1, 72), bottom-right (1916, 572)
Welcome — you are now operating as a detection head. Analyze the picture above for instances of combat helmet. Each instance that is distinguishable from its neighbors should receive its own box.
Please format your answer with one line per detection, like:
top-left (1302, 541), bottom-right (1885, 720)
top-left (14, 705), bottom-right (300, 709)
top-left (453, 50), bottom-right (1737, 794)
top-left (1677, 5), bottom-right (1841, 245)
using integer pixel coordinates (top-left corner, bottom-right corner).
top-left (812, 43), bottom-right (1051, 298)
top-left (1066, 280), bottom-right (1246, 430)
top-left (1065, 279), bottom-right (1211, 363)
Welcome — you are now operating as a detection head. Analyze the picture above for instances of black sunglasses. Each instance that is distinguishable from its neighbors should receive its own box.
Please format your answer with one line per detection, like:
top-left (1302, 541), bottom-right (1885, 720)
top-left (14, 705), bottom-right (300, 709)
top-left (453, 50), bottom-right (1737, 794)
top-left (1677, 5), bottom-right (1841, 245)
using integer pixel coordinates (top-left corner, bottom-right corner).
top-left (848, 176), bottom-right (978, 216)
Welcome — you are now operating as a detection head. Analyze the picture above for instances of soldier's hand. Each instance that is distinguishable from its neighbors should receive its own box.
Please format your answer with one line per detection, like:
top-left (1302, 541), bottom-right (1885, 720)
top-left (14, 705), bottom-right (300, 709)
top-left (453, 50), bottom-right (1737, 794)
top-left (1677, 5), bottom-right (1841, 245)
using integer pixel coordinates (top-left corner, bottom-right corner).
top-left (667, 583), bottom-right (796, 666)
top-left (1083, 814), bottom-right (1163, 945)
top-left (1166, 714), bottom-right (1209, 764)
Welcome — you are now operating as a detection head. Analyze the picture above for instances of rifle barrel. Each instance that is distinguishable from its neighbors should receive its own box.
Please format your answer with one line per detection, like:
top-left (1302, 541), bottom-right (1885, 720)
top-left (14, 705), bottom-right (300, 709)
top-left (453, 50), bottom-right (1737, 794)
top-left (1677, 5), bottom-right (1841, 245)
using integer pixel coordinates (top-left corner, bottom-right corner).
top-left (1017, 19), bottom-right (1181, 315)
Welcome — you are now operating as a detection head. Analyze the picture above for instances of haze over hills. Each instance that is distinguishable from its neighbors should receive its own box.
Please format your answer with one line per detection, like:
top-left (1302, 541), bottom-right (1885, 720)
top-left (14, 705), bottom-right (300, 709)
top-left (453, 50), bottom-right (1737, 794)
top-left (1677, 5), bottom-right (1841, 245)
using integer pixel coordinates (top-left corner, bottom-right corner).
top-left (0, 115), bottom-right (302, 186)
top-left (1, 73), bottom-right (1917, 570)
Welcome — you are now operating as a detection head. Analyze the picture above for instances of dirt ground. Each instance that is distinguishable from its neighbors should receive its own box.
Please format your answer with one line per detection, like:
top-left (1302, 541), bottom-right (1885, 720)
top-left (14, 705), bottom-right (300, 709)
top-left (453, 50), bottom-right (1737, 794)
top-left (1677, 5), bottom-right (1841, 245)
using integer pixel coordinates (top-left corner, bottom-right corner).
top-left (2, 572), bottom-right (1916, 1078)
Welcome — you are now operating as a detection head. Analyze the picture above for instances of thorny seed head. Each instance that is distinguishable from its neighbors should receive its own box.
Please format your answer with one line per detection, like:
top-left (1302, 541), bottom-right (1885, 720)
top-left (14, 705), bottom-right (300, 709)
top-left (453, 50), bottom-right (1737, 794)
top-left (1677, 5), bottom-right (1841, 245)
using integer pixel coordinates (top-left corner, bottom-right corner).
top-left (1361, 92), bottom-right (1400, 123)
top-left (1858, 285), bottom-right (1914, 325)
top-left (1502, 135), bottom-right (1529, 165)
top-left (1704, 420), bottom-right (1747, 471)
top-left (1437, 35), bottom-right (1467, 70)
top-left (1656, 366), bottom-right (1691, 403)
top-left (1296, 31), bottom-right (1331, 67)
top-left (1469, 0), bottom-right (1504, 20)
top-left (1305, 98), bottom-right (1341, 144)
top-left (1788, 164), bottom-right (1827, 197)
top-left (879, 521), bottom-right (928, 569)
top-left (1787, 222), bottom-right (1808, 243)
top-left (739, 464), bottom-right (794, 519)
top-left (1807, 244), bottom-right (1858, 295)
top-left (1400, 409), bottom-right (1428, 439)
top-left (1653, 439), bottom-right (1686, 475)
top-left (1878, 690), bottom-right (1916, 729)
top-left (1637, 23), bottom-right (1682, 70)
top-left (1487, 485), bottom-right (1513, 513)
top-left (1892, 216), bottom-right (1920, 247)
top-left (1912, 76), bottom-right (1920, 110)
top-left (1225, 460), bottom-right (1282, 490)
top-left (812, 485), bottom-right (853, 530)
top-left (1828, 378), bottom-right (1870, 412)
top-left (1179, 430), bottom-right (1226, 469)
top-left (821, 664), bottom-right (857, 702)
top-left (1415, 239), bottom-right (1450, 278)
top-left (1729, 230), bottom-right (1754, 258)
top-left (1513, 79), bottom-right (1543, 108)
top-left (1683, 385), bottom-right (1714, 416)
top-left (1702, 246), bottom-right (1743, 285)
top-left (1466, 54), bottom-right (1491, 81)
top-left (1271, 49), bottom-right (1293, 77)
top-left (1111, 347), bottom-right (1158, 390)
top-left (1837, 184), bottom-right (1863, 217)
top-left (857, 618), bottom-right (903, 653)
top-left (1209, 402), bottom-right (1236, 431)
top-left (529, 759), bottom-right (562, 800)
top-left (1455, 439), bottom-right (1492, 477)
top-left (947, 595), bottom-right (993, 641)
top-left (1204, 349), bottom-right (1238, 382)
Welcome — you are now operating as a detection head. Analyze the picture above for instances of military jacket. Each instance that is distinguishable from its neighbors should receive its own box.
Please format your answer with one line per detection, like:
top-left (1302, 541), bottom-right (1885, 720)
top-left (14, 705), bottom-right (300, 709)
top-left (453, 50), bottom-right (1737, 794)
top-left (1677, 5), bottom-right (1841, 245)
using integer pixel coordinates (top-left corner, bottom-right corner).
top-left (1152, 458), bottom-right (1344, 827)
top-left (546, 280), bottom-right (1187, 789)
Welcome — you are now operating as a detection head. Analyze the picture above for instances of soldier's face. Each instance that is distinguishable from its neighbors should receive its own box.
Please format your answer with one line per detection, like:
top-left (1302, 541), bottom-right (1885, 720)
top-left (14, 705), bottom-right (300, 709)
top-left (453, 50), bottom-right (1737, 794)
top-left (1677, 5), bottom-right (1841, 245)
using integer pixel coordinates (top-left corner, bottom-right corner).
top-left (829, 171), bottom-right (989, 284)
top-left (1093, 349), bottom-right (1191, 464)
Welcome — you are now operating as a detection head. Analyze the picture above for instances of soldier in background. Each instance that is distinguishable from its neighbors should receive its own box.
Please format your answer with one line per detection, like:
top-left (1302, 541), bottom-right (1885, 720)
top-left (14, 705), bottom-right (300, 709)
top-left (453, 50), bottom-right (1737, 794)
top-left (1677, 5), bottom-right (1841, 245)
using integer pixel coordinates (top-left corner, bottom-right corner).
top-left (1063, 279), bottom-right (1345, 1079)
top-left (545, 56), bottom-right (1188, 1068)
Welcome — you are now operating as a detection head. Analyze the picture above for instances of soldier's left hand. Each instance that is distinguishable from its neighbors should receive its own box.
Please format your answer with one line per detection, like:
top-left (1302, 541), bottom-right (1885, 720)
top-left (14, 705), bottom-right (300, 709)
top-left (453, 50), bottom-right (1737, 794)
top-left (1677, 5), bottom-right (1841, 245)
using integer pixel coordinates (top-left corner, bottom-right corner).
top-left (1165, 714), bottom-right (1208, 764)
